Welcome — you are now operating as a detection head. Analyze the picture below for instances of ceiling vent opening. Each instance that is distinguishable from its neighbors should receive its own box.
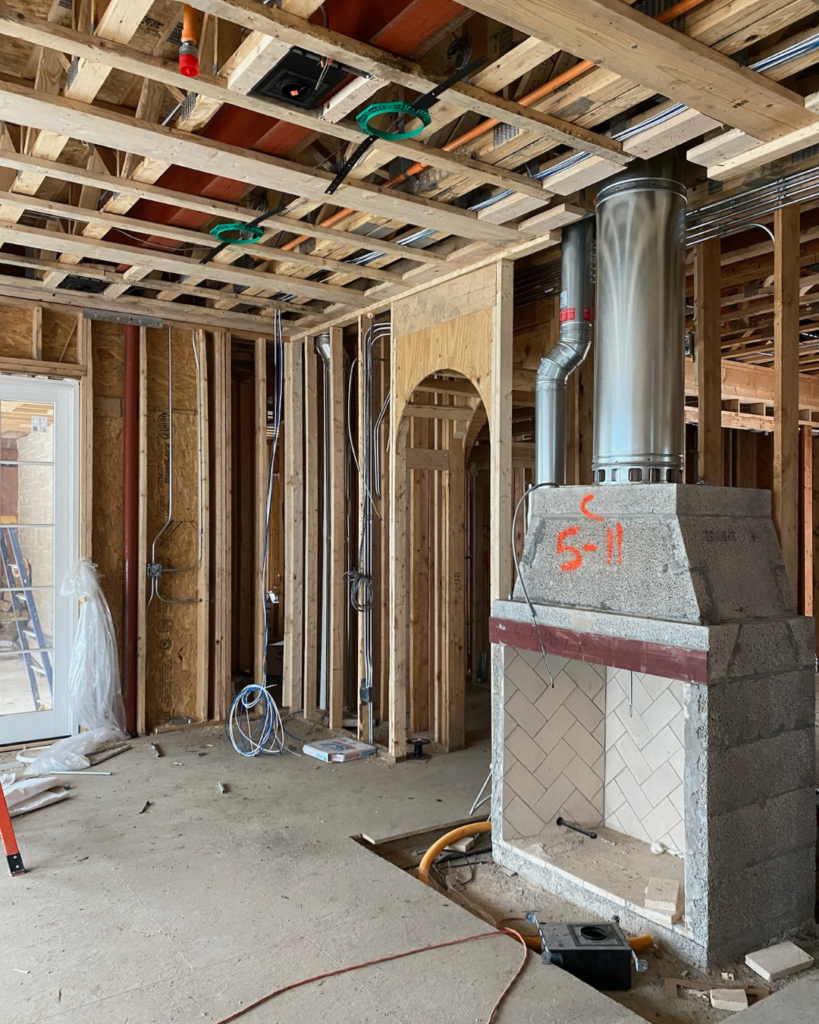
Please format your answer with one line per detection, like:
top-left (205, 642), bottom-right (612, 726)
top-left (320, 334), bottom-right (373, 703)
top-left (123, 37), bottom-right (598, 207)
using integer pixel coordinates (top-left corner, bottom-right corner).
top-left (57, 275), bottom-right (109, 294)
top-left (251, 47), bottom-right (364, 110)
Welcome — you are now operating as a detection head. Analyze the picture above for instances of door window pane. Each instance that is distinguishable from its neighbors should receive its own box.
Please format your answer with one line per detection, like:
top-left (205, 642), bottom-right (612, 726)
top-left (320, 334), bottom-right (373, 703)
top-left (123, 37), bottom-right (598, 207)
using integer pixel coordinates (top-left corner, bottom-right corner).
top-left (0, 527), bottom-right (54, 587)
top-left (0, 401), bottom-right (54, 462)
top-left (0, 588), bottom-right (54, 646)
top-left (0, 651), bottom-right (52, 715)
top-left (0, 464), bottom-right (54, 524)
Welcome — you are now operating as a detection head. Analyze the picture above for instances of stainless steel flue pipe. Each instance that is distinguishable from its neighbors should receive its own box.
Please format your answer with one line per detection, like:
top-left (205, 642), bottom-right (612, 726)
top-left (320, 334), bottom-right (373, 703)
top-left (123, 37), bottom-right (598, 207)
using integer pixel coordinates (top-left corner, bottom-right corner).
top-left (593, 156), bottom-right (686, 484)
top-left (535, 217), bottom-right (595, 486)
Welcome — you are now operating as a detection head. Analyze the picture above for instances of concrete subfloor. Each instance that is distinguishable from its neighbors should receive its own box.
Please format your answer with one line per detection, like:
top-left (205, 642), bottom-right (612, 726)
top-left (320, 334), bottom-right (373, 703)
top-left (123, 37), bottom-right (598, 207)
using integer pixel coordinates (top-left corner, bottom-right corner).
top-left (4, 725), bottom-right (643, 1024)
top-left (2, 722), bottom-right (817, 1024)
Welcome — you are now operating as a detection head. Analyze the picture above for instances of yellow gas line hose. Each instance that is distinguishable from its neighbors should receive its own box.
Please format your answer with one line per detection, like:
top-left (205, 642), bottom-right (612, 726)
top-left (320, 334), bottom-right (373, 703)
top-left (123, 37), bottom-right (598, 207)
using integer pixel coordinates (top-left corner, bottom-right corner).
top-left (418, 820), bottom-right (493, 885)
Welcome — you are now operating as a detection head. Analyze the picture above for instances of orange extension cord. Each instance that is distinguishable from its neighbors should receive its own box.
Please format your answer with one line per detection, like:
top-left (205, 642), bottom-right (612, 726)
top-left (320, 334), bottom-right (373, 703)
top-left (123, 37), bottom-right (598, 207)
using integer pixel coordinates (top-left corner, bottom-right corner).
top-left (279, 0), bottom-right (711, 251)
top-left (213, 928), bottom-right (529, 1023)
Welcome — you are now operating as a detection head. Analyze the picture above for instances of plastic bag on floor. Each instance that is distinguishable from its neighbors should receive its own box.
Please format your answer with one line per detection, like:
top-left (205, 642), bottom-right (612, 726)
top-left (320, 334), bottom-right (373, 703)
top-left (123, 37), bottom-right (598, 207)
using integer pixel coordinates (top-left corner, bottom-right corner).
top-left (1, 773), bottom-right (70, 816)
top-left (25, 559), bottom-right (126, 775)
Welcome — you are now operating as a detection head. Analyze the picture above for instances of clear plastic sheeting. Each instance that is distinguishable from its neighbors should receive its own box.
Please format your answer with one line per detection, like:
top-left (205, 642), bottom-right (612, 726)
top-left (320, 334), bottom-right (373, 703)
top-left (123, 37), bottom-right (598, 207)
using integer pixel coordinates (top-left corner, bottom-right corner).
top-left (25, 559), bottom-right (126, 775)
top-left (1, 772), bottom-right (70, 817)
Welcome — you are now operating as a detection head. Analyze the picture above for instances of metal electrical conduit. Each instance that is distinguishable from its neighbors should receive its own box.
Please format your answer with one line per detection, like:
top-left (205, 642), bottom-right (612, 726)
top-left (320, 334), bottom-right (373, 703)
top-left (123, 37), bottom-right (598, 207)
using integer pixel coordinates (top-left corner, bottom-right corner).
top-left (147, 327), bottom-right (204, 609)
top-left (315, 334), bottom-right (332, 712)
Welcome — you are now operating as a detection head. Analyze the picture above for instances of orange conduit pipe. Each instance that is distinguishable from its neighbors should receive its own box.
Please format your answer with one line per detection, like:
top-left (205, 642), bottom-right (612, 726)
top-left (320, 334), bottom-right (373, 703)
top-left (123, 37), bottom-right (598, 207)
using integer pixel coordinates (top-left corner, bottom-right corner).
top-left (280, 0), bottom-right (710, 250)
top-left (418, 820), bottom-right (492, 885)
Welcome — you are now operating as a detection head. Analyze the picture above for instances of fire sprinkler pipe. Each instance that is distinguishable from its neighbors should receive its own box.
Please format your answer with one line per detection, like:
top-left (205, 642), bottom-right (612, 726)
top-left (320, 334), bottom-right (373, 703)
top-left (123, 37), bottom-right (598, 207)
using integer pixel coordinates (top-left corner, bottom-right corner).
top-left (279, 0), bottom-right (711, 252)
top-left (535, 218), bottom-right (595, 487)
top-left (122, 324), bottom-right (139, 735)
top-left (179, 5), bottom-right (201, 79)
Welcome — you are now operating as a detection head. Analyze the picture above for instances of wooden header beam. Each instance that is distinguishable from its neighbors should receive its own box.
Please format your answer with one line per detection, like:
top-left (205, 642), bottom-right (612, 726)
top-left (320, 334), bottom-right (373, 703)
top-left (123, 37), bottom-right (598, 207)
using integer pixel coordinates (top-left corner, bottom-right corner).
top-left (461, 0), bottom-right (817, 141)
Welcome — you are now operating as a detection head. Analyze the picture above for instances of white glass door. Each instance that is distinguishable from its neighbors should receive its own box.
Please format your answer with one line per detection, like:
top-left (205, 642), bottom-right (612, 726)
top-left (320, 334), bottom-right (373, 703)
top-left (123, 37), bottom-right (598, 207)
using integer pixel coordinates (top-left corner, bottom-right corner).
top-left (0, 376), bottom-right (78, 744)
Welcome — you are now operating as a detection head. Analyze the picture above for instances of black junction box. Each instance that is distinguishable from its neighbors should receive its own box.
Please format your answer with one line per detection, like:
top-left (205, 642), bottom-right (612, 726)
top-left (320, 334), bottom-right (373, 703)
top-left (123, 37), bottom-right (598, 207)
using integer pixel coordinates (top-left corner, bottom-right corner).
top-left (534, 920), bottom-right (634, 991)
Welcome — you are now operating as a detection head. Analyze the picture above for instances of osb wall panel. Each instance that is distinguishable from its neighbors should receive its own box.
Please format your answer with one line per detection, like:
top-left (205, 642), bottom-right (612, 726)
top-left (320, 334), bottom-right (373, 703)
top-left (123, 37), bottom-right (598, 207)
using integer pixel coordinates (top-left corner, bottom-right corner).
top-left (1, 305), bottom-right (39, 359)
top-left (145, 326), bottom-right (204, 728)
top-left (91, 321), bottom-right (125, 673)
top-left (42, 310), bottom-right (79, 364)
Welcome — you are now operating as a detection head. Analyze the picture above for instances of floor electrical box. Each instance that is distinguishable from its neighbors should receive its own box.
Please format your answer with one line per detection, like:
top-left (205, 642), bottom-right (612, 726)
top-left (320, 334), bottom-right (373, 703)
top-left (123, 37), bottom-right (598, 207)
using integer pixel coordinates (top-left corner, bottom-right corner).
top-left (527, 915), bottom-right (639, 991)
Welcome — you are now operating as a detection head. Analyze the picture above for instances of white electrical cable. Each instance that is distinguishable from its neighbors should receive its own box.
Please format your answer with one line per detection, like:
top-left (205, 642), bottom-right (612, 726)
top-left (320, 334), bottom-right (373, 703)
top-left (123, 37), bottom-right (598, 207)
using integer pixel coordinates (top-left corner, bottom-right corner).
top-left (227, 313), bottom-right (295, 757)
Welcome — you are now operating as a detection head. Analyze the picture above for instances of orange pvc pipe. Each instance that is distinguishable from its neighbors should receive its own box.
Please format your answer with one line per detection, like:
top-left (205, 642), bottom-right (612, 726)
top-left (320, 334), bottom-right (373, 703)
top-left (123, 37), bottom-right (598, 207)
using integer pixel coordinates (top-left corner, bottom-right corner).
top-left (281, 0), bottom-right (711, 250)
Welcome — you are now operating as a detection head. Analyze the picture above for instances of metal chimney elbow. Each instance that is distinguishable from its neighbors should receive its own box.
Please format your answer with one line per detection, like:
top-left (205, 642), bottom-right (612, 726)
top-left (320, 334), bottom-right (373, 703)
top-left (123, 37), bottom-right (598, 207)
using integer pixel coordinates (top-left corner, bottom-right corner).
top-left (536, 218), bottom-right (595, 487)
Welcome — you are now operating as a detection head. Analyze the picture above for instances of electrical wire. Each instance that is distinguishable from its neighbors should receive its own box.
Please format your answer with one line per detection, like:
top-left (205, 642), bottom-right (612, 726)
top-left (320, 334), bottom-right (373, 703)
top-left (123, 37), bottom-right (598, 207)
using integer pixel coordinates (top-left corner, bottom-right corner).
top-left (213, 928), bottom-right (529, 1024)
top-left (511, 485), bottom-right (555, 687)
top-left (227, 312), bottom-right (292, 756)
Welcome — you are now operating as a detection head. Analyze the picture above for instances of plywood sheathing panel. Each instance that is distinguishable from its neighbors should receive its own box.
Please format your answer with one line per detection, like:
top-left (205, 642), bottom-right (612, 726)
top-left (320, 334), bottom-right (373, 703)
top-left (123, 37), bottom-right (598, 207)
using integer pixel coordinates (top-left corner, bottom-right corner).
top-left (144, 326), bottom-right (206, 729)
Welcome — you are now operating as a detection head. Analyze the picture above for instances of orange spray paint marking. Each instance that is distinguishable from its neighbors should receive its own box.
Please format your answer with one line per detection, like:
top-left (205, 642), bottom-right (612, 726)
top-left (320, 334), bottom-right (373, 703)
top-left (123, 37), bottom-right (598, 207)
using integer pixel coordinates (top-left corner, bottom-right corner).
top-left (580, 494), bottom-right (605, 521)
top-left (557, 526), bottom-right (582, 571)
top-left (606, 528), bottom-right (614, 565)
top-left (616, 522), bottom-right (624, 565)
top-left (583, 543), bottom-right (597, 552)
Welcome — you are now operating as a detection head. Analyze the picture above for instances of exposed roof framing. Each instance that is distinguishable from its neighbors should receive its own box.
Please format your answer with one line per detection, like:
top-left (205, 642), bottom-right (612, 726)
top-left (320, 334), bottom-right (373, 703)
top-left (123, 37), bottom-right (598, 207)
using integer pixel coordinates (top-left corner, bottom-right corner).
top-left (462, 0), bottom-right (817, 141)
top-left (0, 0), bottom-right (817, 334)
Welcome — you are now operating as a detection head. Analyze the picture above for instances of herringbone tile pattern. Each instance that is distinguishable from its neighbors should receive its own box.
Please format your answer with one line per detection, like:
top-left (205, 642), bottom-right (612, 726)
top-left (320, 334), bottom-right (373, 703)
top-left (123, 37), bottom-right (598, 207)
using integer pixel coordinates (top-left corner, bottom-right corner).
top-left (502, 648), bottom-right (606, 840)
top-left (604, 669), bottom-right (685, 851)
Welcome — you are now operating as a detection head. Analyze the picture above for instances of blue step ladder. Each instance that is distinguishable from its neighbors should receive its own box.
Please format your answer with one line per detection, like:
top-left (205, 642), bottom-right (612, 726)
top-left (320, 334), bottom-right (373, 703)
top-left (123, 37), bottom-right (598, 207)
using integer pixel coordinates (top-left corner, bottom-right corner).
top-left (0, 527), bottom-right (53, 710)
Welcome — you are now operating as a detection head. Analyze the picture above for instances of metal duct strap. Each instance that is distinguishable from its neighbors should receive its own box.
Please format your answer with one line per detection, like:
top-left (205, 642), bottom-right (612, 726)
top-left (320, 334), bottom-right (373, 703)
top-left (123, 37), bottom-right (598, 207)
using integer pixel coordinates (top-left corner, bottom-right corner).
top-left (536, 217), bottom-right (595, 486)
top-left (593, 157), bottom-right (686, 484)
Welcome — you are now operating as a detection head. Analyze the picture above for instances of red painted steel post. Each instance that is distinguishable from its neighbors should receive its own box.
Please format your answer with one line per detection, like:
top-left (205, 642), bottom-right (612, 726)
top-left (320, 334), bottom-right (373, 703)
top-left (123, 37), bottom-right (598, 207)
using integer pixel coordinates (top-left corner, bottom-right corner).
top-left (122, 325), bottom-right (139, 734)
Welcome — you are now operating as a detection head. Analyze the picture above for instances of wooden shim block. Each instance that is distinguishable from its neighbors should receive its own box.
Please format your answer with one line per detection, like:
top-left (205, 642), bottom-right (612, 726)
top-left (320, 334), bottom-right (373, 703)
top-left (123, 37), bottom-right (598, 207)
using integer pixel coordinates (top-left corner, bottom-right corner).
top-left (283, 341), bottom-right (304, 712)
top-left (710, 989), bottom-right (748, 1012)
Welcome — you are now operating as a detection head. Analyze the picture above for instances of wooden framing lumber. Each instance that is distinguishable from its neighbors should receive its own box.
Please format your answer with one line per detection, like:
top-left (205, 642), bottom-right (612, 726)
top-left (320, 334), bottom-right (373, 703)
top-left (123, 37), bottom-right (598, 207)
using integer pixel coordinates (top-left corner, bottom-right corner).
top-left (491, 260), bottom-right (514, 603)
top-left (178, 0), bottom-right (629, 162)
top-left (0, 78), bottom-right (523, 245)
top-left (695, 238), bottom-right (723, 484)
top-left (0, 273), bottom-right (286, 336)
top-left (388, 415), bottom-right (410, 760)
top-left (254, 337), bottom-right (268, 688)
top-left (461, 0), bottom-right (817, 141)
top-left (283, 341), bottom-right (304, 712)
top-left (195, 330), bottom-right (211, 724)
top-left (328, 326), bottom-right (345, 730)
top-left (0, 188), bottom-right (406, 287)
top-left (773, 204), bottom-right (800, 594)
top-left (799, 424), bottom-right (814, 617)
top-left (0, 220), bottom-right (369, 309)
top-left (211, 331), bottom-right (233, 721)
top-left (302, 339), bottom-right (320, 719)
top-left (0, 151), bottom-right (447, 267)
top-left (0, 8), bottom-right (568, 205)
top-left (135, 325), bottom-right (148, 735)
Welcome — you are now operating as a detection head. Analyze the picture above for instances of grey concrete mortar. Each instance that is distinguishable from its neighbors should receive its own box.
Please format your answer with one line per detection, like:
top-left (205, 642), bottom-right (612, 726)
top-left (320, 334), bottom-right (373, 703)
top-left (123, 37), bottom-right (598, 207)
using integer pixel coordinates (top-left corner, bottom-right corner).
top-left (512, 485), bottom-right (795, 625)
top-left (705, 671), bottom-right (816, 747)
top-left (705, 790), bottom-right (817, 874)
top-left (493, 483), bottom-right (817, 970)
top-left (707, 727), bottom-right (815, 814)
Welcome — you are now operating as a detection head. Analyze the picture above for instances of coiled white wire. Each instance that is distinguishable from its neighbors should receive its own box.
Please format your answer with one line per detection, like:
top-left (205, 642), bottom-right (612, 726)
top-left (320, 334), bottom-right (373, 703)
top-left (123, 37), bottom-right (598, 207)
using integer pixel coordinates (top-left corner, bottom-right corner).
top-left (227, 314), bottom-right (293, 757)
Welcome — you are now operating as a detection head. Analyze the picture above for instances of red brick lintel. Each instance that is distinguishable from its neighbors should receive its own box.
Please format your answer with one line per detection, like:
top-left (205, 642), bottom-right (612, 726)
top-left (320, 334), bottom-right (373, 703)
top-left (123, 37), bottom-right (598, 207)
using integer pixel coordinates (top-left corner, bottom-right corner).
top-left (489, 617), bottom-right (708, 684)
